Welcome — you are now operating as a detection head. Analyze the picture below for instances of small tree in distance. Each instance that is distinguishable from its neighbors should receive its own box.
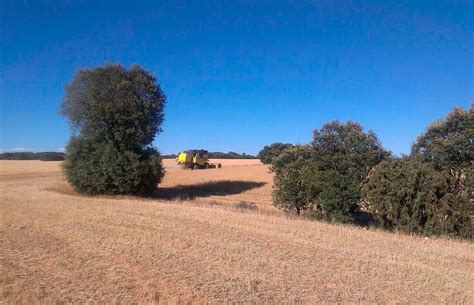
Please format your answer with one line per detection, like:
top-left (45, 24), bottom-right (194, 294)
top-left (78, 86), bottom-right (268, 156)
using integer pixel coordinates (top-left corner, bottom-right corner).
top-left (257, 143), bottom-right (294, 164)
top-left (61, 63), bottom-right (166, 195)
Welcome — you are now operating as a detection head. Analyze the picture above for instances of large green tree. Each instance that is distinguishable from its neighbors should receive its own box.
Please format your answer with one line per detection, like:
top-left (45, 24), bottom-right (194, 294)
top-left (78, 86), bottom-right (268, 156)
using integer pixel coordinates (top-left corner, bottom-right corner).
top-left (412, 105), bottom-right (473, 170)
top-left (61, 64), bottom-right (166, 195)
top-left (311, 121), bottom-right (390, 179)
top-left (272, 121), bottom-right (390, 222)
top-left (412, 105), bottom-right (473, 208)
top-left (364, 105), bottom-right (473, 238)
top-left (310, 121), bottom-right (390, 221)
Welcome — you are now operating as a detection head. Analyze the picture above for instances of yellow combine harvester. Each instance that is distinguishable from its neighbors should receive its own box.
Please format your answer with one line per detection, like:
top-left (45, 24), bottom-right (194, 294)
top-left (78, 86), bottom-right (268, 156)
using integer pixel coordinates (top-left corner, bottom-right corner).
top-left (176, 150), bottom-right (222, 170)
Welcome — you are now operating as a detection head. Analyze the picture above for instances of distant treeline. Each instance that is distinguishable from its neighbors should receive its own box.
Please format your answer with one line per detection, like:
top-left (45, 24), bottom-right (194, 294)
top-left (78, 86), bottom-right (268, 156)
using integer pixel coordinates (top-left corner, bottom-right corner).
top-left (209, 151), bottom-right (256, 159)
top-left (162, 151), bottom-right (256, 159)
top-left (0, 152), bottom-right (65, 161)
top-left (1, 151), bottom-right (255, 161)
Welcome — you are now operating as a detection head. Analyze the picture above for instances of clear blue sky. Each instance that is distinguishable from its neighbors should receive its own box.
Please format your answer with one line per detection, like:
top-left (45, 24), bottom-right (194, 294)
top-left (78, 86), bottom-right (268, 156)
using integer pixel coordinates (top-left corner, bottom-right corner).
top-left (1, 1), bottom-right (472, 155)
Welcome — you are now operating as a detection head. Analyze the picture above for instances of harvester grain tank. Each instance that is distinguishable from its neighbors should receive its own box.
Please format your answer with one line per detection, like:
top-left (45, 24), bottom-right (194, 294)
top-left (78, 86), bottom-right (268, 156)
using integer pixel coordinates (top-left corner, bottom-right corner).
top-left (176, 150), bottom-right (222, 170)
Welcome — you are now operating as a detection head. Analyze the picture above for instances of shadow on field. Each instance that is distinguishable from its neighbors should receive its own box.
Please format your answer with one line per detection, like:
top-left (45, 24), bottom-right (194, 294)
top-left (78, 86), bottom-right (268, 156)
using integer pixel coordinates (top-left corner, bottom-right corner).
top-left (353, 212), bottom-right (375, 228)
top-left (154, 180), bottom-right (266, 200)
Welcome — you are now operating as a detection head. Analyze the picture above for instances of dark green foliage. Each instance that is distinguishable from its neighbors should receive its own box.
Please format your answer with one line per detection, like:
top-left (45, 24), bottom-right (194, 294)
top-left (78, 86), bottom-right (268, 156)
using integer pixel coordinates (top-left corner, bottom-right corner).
top-left (311, 121), bottom-right (389, 222)
top-left (412, 105), bottom-right (473, 170)
top-left (163, 151), bottom-right (255, 159)
top-left (272, 110), bottom-right (472, 238)
top-left (209, 151), bottom-right (256, 159)
top-left (466, 165), bottom-right (474, 193)
top-left (363, 157), bottom-right (472, 239)
top-left (0, 152), bottom-right (65, 161)
top-left (37, 152), bottom-right (65, 161)
top-left (63, 137), bottom-right (164, 195)
top-left (363, 105), bottom-right (473, 239)
top-left (257, 143), bottom-right (294, 164)
top-left (311, 121), bottom-right (390, 181)
top-left (0, 152), bottom-right (37, 160)
top-left (61, 64), bottom-right (166, 195)
top-left (311, 168), bottom-right (362, 223)
top-left (162, 154), bottom-right (178, 159)
top-left (61, 63), bottom-right (165, 151)
top-left (272, 146), bottom-right (316, 215)
top-left (272, 121), bottom-right (389, 222)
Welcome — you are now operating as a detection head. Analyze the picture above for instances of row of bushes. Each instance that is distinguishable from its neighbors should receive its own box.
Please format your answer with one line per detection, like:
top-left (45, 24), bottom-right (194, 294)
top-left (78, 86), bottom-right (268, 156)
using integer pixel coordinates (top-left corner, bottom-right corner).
top-left (0, 152), bottom-right (65, 161)
top-left (271, 106), bottom-right (473, 239)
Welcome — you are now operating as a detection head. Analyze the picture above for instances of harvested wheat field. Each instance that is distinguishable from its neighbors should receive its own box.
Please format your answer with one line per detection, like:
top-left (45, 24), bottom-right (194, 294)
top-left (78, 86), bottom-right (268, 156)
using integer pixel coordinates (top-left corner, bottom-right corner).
top-left (1, 160), bottom-right (473, 303)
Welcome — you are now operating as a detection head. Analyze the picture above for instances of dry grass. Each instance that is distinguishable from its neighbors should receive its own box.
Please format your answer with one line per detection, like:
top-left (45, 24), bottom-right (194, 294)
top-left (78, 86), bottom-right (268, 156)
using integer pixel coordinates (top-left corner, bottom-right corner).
top-left (1, 160), bottom-right (473, 303)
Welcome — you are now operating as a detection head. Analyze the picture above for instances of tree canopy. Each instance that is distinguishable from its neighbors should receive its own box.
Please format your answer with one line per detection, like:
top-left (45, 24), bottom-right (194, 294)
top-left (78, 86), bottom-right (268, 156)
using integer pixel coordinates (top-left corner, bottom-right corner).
top-left (61, 64), bottom-right (166, 195)
top-left (412, 105), bottom-right (473, 170)
top-left (257, 143), bottom-right (294, 164)
top-left (61, 63), bottom-right (165, 151)
top-left (312, 120), bottom-right (390, 179)
top-left (363, 156), bottom-right (472, 238)
top-left (273, 121), bottom-right (390, 222)
top-left (364, 105), bottom-right (473, 239)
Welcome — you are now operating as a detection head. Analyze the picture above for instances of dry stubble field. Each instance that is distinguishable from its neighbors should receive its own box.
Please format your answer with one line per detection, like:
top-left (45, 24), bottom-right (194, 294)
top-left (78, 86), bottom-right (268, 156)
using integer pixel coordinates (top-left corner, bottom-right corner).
top-left (1, 160), bottom-right (473, 303)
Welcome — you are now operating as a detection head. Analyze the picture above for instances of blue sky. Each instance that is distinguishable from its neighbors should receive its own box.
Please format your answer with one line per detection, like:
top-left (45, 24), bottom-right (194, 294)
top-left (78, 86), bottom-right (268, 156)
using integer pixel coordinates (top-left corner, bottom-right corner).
top-left (1, 1), bottom-right (472, 155)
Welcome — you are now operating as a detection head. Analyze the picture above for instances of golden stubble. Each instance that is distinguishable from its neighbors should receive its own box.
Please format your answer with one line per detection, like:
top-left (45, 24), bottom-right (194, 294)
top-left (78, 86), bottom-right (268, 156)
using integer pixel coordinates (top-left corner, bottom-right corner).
top-left (1, 160), bottom-right (473, 303)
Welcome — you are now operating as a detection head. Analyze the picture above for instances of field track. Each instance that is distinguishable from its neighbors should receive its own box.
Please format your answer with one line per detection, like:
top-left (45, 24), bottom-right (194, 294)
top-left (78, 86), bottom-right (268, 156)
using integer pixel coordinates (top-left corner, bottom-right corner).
top-left (1, 160), bottom-right (473, 303)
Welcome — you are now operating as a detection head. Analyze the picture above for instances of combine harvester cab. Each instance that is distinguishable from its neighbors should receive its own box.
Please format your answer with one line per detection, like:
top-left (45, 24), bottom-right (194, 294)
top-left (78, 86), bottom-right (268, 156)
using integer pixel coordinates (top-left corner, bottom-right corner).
top-left (176, 150), bottom-right (222, 170)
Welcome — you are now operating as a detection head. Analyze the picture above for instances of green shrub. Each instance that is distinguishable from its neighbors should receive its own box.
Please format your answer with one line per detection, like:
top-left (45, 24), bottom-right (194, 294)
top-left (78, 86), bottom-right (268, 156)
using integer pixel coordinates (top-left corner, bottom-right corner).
top-left (61, 63), bottom-right (166, 195)
top-left (311, 121), bottom-right (390, 222)
top-left (272, 150), bottom-right (377, 223)
top-left (257, 143), bottom-right (294, 164)
top-left (363, 157), bottom-right (472, 239)
top-left (63, 137), bottom-right (164, 195)
top-left (272, 146), bottom-right (316, 215)
top-left (272, 121), bottom-right (389, 223)
top-left (312, 168), bottom-right (362, 223)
